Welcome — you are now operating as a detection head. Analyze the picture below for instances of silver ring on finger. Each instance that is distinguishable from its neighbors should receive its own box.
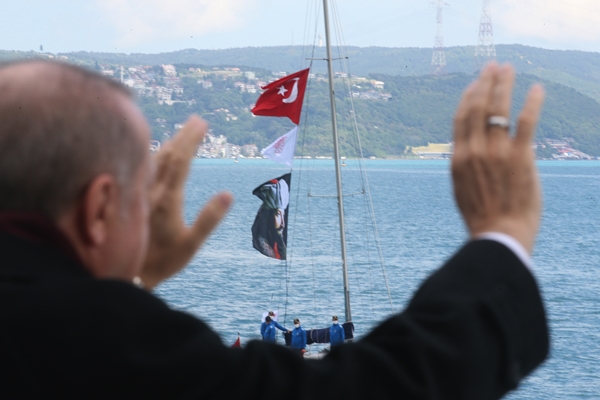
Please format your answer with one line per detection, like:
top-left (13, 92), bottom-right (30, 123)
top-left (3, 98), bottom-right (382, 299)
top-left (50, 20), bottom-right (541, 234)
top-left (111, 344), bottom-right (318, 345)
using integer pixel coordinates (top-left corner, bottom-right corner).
top-left (487, 115), bottom-right (510, 130)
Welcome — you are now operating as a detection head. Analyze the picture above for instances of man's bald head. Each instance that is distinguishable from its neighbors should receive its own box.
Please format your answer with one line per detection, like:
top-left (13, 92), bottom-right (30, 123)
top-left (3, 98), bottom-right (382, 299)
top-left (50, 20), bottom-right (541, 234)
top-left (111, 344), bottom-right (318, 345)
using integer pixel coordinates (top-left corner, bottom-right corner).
top-left (0, 60), bottom-right (148, 219)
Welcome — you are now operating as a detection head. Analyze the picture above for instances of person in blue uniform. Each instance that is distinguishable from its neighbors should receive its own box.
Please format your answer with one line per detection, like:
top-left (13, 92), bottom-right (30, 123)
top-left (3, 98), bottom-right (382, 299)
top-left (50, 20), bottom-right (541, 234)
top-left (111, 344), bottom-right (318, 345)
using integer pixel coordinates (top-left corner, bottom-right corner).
top-left (329, 315), bottom-right (345, 347)
top-left (261, 311), bottom-right (289, 341)
top-left (290, 318), bottom-right (307, 356)
top-left (269, 311), bottom-right (289, 332)
top-left (262, 316), bottom-right (276, 343)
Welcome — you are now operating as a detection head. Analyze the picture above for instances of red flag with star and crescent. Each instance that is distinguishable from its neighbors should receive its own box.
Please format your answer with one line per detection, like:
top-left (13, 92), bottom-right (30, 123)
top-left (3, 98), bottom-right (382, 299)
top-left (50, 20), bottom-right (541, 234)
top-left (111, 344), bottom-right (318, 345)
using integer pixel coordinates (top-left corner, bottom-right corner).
top-left (251, 68), bottom-right (309, 125)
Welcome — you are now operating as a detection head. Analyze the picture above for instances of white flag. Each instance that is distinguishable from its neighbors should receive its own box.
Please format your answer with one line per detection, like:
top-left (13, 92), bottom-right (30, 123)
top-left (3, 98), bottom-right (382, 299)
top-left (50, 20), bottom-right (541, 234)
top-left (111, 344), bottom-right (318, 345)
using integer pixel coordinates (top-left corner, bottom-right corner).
top-left (261, 126), bottom-right (298, 168)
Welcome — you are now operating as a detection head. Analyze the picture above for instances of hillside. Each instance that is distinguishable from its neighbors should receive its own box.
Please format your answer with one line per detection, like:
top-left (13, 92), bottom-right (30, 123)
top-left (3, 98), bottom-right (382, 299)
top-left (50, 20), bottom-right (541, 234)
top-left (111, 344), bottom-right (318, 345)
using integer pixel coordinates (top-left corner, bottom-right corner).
top-left (3, 45), bottom-right (600, 157)
top-left (136, 66), bottom-right (600, 157)
top-left (40, 44), bottom-right (600, 104)
top-left (6, 45), bottom-right (600, 102)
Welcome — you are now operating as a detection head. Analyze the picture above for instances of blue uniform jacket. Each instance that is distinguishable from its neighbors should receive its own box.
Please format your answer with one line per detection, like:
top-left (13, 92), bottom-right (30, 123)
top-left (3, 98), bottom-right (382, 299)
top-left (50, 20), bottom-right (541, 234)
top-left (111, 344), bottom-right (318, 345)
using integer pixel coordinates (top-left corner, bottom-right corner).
top-left (330, 323), bottom-right (345, 346)
top-left (291, 326), bottom-right (307, 349)
top-left (263, 323), bottom-right (276, 343)
top-left (272, 320), bottom-right (287, 332)
top-left (261, 320), bottom-right (287, 339)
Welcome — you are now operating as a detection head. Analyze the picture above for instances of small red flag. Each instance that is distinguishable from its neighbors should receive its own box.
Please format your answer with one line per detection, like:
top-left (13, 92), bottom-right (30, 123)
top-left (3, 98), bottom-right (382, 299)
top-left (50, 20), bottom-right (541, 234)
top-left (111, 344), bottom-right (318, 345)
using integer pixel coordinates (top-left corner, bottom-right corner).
top-left (251, 68), bottom-right (309, 125)
top-left (231, 336), bottom-right (241, 348)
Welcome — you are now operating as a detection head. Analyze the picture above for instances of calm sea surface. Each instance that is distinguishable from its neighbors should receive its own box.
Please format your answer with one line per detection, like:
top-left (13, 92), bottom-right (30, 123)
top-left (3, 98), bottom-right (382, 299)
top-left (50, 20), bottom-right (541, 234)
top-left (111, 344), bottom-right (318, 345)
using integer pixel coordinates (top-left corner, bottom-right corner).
top-left (155, 159), bottom-right (600, 399)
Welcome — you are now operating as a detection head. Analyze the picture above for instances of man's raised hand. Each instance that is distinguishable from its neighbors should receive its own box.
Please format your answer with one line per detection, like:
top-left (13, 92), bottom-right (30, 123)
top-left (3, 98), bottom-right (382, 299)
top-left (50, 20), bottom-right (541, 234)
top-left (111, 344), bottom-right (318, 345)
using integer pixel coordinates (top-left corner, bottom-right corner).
top-left (451, 63), bottom-right (545, 254)
top-left (141, 116), bottom-right (233, 289)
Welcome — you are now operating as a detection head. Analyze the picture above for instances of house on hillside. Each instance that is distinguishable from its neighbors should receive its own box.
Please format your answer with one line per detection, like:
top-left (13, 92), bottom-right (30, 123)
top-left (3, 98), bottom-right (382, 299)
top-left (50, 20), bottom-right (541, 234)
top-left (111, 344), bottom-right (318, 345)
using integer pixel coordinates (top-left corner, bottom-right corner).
top-left (242, 144), bottom-right (259, 157)
top-left (371, 80), bottom-right (385, 89)
top-left (162, 64), bottom-right (177, 77)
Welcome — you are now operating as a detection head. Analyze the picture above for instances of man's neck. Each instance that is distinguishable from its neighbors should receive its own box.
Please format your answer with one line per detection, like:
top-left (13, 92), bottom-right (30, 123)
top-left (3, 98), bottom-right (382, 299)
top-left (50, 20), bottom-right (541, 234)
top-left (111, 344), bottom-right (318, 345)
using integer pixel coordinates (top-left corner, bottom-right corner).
top-left (0, 211), bottom-right (83, 265)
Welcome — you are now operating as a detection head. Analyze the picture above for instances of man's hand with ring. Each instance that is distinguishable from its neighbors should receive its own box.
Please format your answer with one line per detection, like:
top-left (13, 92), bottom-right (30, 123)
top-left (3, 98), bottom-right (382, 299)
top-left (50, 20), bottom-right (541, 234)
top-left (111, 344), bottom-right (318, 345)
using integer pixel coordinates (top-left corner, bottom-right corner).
top-left (451, 63), bottom-right (545, 254)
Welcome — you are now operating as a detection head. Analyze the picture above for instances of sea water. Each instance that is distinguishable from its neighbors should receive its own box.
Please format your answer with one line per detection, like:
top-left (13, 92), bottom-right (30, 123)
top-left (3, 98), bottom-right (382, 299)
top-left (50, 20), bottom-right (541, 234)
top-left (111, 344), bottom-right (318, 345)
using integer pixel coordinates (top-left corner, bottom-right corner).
top-left (154, 159), bottom-right (600, 399)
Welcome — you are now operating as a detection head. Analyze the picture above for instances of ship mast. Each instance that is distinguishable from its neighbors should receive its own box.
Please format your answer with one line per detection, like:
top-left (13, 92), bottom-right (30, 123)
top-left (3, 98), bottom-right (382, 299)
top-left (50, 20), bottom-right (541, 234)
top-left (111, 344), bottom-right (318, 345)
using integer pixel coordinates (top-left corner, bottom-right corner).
top-left (322, 0), bottom-right (352, 324)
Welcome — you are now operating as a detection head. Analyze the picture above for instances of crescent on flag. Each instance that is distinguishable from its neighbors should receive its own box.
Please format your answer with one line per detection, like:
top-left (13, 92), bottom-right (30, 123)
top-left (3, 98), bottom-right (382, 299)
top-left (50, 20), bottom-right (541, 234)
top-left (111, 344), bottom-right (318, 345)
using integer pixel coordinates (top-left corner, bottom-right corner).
top-left (251, 68), bottom-right (309, 125)
top-left (282, 78), bottom-right (300, 104)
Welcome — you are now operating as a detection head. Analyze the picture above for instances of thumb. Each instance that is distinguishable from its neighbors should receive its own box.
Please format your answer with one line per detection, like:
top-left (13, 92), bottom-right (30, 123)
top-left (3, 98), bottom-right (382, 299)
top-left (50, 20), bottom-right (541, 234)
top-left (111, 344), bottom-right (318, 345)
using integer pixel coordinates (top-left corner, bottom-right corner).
top-left (188, 192), bottom-right (234, 249)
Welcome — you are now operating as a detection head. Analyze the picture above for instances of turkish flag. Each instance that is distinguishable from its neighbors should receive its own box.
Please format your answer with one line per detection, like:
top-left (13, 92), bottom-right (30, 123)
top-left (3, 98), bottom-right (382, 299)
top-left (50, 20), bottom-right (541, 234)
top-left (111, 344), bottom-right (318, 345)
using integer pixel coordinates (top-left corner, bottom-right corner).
top-left (251, 68), bottom-right (309, 125)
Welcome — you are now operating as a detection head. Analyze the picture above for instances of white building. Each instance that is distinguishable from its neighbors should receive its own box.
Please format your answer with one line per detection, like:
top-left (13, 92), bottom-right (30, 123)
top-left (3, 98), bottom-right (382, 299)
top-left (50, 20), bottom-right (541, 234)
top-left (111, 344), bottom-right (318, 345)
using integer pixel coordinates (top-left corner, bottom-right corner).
top-left (161, 64), bottom-right (177, 77)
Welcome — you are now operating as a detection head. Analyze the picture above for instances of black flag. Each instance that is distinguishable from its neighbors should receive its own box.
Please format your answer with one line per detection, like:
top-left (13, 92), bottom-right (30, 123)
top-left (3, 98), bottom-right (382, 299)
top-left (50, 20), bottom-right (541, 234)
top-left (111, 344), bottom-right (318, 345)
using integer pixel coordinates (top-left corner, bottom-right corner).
top-left (251, 173), bottom-right (291, 260)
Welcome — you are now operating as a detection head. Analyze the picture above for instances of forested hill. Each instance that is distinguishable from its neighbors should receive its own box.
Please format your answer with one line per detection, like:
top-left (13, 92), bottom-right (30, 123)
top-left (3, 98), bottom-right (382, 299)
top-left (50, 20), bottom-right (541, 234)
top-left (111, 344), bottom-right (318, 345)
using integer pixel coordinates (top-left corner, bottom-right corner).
top-left (51, 44), bottom-right (600, 104)
top-left (139, 70), bottom-right (600, 157)
top-left (3, 44), bottom-right (600, 102)
top-left (47, 45), bottom-right (600, 79)
top-left (373, 73), bottom-right (600, 157)
top-left (2, 45), bottom-right (600, 156)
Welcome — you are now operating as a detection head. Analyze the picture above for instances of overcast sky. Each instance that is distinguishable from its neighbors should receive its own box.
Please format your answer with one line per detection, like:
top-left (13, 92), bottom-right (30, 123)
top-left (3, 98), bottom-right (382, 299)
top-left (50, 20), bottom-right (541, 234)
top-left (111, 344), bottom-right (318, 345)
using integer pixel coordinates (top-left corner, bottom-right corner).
top-left (1, 0), bottom-right (599, 54)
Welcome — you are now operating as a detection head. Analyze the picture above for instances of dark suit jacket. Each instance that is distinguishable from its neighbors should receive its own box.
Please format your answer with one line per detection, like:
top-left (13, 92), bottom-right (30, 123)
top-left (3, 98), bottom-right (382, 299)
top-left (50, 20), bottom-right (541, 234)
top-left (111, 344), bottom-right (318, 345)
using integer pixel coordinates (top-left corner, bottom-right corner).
top-left (0, 230), bottom-right (548, 399)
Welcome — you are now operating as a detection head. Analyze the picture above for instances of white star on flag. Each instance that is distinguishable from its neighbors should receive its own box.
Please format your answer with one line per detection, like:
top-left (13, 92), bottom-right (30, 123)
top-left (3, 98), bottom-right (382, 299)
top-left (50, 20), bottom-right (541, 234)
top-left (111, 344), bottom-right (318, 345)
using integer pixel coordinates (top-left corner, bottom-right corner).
top-left (261, 126), bottom-right (298, 168)
top-left (277, 85), bottom-right (288, 96)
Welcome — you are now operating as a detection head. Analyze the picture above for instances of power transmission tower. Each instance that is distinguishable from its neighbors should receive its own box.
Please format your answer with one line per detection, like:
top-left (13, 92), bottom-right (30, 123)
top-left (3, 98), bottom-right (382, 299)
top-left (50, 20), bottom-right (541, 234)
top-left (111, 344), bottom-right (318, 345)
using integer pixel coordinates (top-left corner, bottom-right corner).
top-left (431, 0), bottom-right (448, 75)
top-left (474, 0), bottom-right (496, 69)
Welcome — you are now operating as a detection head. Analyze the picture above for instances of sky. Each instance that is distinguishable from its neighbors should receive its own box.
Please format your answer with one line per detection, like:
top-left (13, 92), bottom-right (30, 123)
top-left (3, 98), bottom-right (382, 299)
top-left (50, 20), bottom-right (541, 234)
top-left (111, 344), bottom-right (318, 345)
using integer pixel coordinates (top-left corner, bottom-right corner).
top-left (1, 0), bottom-right (600, 54)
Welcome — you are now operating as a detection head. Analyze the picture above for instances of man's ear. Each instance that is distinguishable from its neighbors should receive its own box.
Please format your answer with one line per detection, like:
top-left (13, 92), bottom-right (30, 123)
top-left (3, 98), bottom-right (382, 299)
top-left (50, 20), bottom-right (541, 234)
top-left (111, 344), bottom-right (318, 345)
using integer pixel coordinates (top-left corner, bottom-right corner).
top-left (79, 174), bottom-right (120, 246)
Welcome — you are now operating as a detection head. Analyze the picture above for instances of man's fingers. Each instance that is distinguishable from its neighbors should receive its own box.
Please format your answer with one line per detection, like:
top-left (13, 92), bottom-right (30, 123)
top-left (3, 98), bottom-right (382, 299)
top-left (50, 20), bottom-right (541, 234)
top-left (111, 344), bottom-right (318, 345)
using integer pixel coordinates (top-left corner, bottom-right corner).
top-left (468, 63), bottom-right (497, 145)
top-left (153, 140), bottom-right (173, 175)
top-left (453, 81), bottom-right (477, 148)
top-left (171, 115), bottom-right (209, 159)
top-left (453, 64), bottom-right (495, 162)
top-left (471, 62), bottom-right (498, 122)
top-left (488, 64), bottom-right (515, 135)
top-left (515, 84), bottom-right (545, 148)
top-left (188, 192), bottom-right (234, 249)
top-left (486, 64), bottom-right (515, 154)
top-left (149, 142), bottom-right (173, 199)
top-left (149, 143), bottom-right (182, 206)
top-left (160, 116), bottom-right (209, 191)
top-left (488, 64), bottom-right (515, 118)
